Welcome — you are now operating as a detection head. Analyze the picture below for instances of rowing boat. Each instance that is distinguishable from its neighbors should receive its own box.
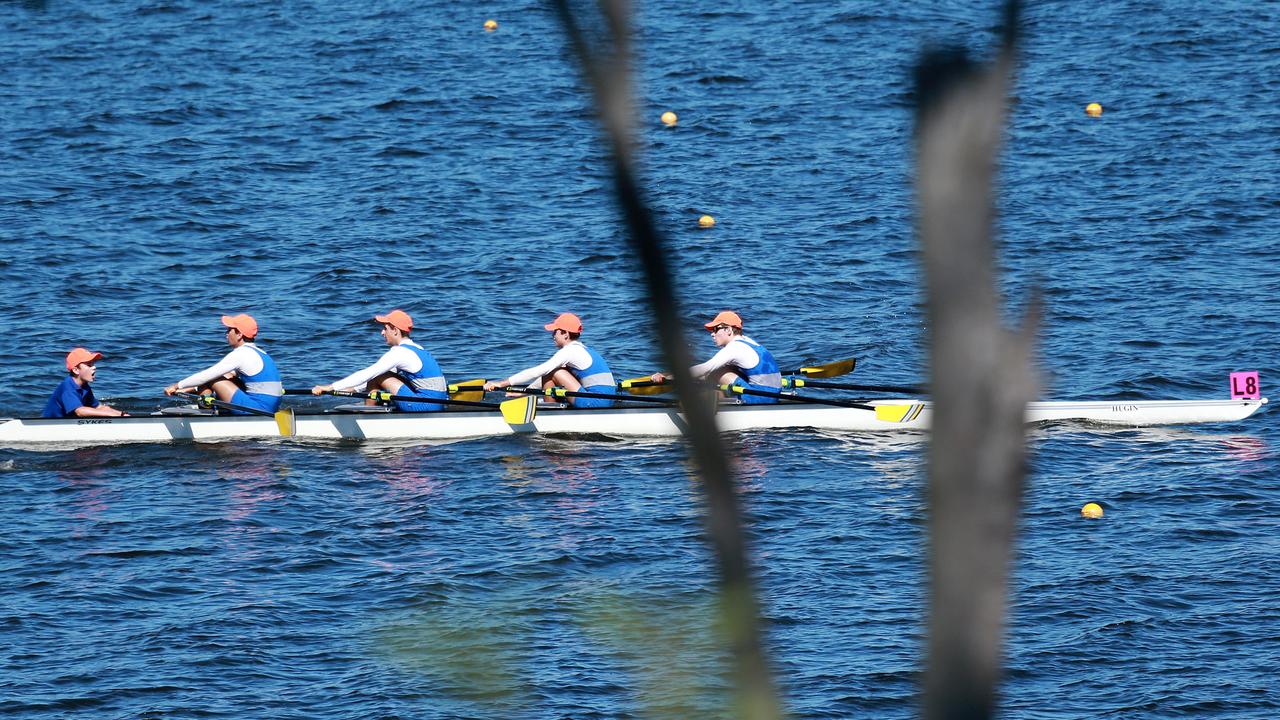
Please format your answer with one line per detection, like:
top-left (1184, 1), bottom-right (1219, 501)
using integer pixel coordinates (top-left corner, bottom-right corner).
top-left (0, 397), bottom-right (1266, 446)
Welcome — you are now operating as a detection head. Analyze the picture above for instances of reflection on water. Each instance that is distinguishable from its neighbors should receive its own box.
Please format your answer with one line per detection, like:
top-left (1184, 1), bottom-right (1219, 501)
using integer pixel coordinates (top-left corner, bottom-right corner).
top-left (1031, 425), bottom-right (1273, 464)
top-left (500, 441), bottom-right (601, 519)
top-left (54, 447), bottom-right (114, 534)
top-left (1217, 435), bottom-right (1270, 463)
top-left (365, 447), bottom-right (449, 501)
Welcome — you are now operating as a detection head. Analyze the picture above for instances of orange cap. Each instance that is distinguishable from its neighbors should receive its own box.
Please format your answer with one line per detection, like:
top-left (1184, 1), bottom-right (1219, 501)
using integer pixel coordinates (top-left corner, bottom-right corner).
top-left (703, 310), bottom-right (743, 329)
top-left (221, 314), bottom-right (259, 338)
top-left (544, 312), bottom-right (583, 334)
top-left (65, 347), bottom-right (103, 371)
top-left (374, 309), bottom-right (413, 333)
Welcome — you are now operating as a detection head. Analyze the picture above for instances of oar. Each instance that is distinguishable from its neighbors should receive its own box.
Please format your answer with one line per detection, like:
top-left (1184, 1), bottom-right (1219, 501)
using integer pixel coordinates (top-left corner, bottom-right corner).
top-left (173, 391), bottom-right (295, 436)
top-left (447, 378), bottom-right (486, 402)
top-left (620, 356), bottom-right (860, 395)
top-left (495, 385), bottom-right (678, 406)
top-left (285, 380), bottom-right (489, 402)
top-left (782, 377), bottom-right (927, 394)
top-left (296, 389), bottom-right (538, 426)
top-left (718, 385), bottom-right (923, 423)
top-left (285, 387), bottom-right (499, 409)
top-left (789, 356), bottom-right (858, 378)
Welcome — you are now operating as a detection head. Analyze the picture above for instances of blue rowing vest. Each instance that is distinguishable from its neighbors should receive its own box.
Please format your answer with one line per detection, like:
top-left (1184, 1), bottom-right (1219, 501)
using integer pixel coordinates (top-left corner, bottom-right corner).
top-left (731, 337), bottom-right (781, 404)
top-left (568, 342), bottom-right (615, 408)
top-left (241, 345), bottom-right (283, 411)
top-left (394, 340), bottom-right (447, 412)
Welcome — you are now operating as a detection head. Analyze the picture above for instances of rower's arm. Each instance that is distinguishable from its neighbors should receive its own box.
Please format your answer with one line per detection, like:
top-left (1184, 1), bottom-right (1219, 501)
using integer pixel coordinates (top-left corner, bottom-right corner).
top-left (73, 404), bottom-right (126, 418)
top-left (174, 346), bottom-right (260, 388)
top-left (505, 345), bottom-right (580, 386)
top-left (690, 342), bottom-right (754, 379)
top-left (331, 346), bottom-right (417, 391)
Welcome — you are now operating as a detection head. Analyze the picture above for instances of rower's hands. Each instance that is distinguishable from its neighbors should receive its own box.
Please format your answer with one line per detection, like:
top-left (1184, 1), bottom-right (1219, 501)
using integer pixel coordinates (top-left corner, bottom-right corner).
top-left (311, 384), bottom-right (333, 396)
top-left (483, 380), bottom-right (507, 392)
top-left (164, 384), bottom-right (180, 396)
top-left (650, 372), bottom-right (670, 383)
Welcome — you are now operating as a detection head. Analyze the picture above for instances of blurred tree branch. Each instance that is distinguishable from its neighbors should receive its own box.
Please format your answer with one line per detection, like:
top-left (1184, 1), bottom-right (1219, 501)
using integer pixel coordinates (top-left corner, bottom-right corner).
top-left (914, 1), bottom-right (1038, 718)
top-left (549, 1), bottom-right (784, 718)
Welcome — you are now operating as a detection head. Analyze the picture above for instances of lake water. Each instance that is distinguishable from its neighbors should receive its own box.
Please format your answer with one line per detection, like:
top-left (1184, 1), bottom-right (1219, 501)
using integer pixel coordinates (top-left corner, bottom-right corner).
top-left (2, 1), bottom-right (1277, 717)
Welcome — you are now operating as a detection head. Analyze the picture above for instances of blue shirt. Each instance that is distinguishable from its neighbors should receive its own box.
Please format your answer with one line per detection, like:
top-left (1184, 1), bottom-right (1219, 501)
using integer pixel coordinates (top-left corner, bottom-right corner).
top-left (42, 376), bottom-right (98, 418)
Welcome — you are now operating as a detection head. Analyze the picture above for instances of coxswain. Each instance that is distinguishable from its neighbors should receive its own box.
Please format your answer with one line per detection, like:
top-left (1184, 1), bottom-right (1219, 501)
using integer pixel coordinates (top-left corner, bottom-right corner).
top-left (651, 310), bottom-right (782, 404)
top-left (164, 314), bottom-right (283, 414)
top-left (311, 309), bottom-right (448, 412)
top-left (43, 347), bottom-right (128, 418)
top-left (483, 313), bottom-right (616, 408)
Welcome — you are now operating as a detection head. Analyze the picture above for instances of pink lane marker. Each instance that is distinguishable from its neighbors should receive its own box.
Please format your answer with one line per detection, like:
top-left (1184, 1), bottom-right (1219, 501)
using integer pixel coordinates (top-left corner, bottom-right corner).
top-left (1229, 371), bottom-right (1260, 400)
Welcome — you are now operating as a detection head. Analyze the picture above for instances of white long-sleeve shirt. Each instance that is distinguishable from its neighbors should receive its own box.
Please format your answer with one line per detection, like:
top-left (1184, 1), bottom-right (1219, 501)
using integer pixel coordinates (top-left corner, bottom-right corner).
top-left (330, 342), bottom-right (426, 391)
top-left (177, 344), bottom-right (268, 388)
top-left (506, 342), bottom-right (594, 386)
top-left (690, 336), bottom-right (762, 379)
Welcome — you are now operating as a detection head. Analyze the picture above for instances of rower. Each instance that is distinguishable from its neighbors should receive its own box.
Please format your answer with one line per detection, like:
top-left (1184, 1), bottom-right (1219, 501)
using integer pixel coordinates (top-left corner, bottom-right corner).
top-left (164, 314), bottom-right (283, 414)
top-left (311, 309), bottom-right (448, 412)
top-left (483, 312), bottom-right (616, 408)
top-left (43, 347), bottom-right (128, 418)
top-left (651, 310), bottom-right (782, 404)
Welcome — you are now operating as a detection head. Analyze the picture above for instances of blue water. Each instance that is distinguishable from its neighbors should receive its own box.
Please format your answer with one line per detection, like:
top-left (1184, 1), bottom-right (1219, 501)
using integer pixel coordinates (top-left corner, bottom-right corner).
top-left (2, 1), bottom-right (1278, 717)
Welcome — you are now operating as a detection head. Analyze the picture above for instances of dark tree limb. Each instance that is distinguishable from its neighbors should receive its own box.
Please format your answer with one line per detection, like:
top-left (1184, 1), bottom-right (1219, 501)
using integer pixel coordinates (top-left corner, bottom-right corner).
top-left (913, 2), bottom-right (1038, 718)
top-left (549, 1), bottom-right (784, 717)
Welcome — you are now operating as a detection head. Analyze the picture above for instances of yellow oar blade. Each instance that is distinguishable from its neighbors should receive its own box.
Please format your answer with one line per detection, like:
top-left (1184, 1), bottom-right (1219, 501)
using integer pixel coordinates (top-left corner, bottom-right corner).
top-left (275, 408), bottom-right (296, 437)
top-left (874, 403), bottom-right (925, 423)
top-left (797, 357), bottom-right (857, 378)
top-left (500, 395), bottom-right (537, 425)
top-left (619, 376), bottom-right (670, 396)
top-left (449, 378), bottom-right (486, 403)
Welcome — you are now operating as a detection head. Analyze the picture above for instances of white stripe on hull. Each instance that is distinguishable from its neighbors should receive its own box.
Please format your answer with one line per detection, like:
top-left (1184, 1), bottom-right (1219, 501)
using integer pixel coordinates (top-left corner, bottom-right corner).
top-left (0, 398), bottom-right (1266, 446)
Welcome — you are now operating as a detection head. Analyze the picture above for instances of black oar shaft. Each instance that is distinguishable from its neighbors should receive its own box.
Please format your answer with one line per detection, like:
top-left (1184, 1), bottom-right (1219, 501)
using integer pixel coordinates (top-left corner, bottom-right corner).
top-left (723, 385), bottom-right (876, 411)
top-left (343, 390), bottom-right (501, 410)
top-left (284, 387), bottom-right (504, 410)
top-left (502, 386), bottom-right (677, 406)
top-left (173, 391), bottom-right (275, 417)
top-left (788, 379), bottom-right (927, 394)
top-left (625, 356), bottom-right (859, 390)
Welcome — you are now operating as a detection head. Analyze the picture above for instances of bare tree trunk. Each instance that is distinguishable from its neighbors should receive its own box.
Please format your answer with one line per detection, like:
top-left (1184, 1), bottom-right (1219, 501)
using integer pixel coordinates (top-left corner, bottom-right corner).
top-left (914, 2), bottom-right (1038, 718)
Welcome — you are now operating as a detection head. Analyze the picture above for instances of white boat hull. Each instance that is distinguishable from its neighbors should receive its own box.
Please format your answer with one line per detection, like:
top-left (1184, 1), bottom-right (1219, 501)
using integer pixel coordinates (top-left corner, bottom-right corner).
top-left (0, 397), bottom-right (1266, 446)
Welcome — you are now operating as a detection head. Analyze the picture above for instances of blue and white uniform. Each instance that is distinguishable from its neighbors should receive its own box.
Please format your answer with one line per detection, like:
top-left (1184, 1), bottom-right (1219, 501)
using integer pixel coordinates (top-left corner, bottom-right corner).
top-left (330, 339), bottom-right (448, 412)
top-left (505, 340), bottom-right (616, 408)
top-left (42, 376), bottom-right (99, 418)
top-left (176, 343), bottom-right (284, 413)
top-left (690, 335), bottom-right (782, 404)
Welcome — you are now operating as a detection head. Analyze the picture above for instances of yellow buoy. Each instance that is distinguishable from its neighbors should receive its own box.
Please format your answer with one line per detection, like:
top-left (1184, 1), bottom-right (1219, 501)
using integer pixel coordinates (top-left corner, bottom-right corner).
top-left (1085, 102), bottom-right (1103, 117)
top-left (661, 111), bottom-right (678, 126)
top-left (1081, 502), bottom-right (1104, 519)
top-left (698, 214), bottom-right (715, 228)
top-left (483, 19), bottom-right (498, 32)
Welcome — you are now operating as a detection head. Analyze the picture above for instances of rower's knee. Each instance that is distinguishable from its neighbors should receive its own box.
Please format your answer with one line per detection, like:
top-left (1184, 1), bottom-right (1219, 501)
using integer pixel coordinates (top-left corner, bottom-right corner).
top-left (550, 369), bottom-right (580, 391)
